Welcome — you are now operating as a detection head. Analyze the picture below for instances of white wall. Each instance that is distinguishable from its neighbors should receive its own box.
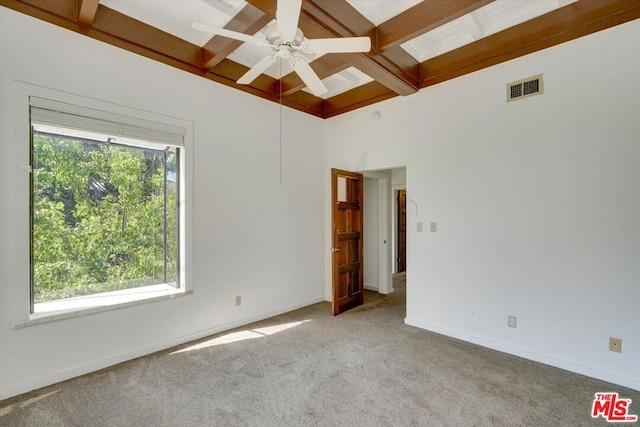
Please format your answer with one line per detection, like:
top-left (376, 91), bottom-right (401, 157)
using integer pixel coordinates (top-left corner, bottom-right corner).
top-left (325, 19), bottom-right (640, 390)
top-left (363, 178), bottom-right (379, 290)
top-left (391, 168), bottom-right (406, 188)
top-left (0, 7), bottom-right (325, 400)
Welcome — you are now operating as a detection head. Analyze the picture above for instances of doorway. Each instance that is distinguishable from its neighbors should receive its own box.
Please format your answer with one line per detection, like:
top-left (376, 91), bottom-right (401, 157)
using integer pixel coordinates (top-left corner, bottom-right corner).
top-left (362, 172), bottom-right (391, 295)
top-left (361, 167), bottom-right (406, 294)
top-left (329, 167), bottom-right (406, 314)
top-left (397, 189), bottom-right (407, 273)
top-left (358, 167), bottom-right (407, 313)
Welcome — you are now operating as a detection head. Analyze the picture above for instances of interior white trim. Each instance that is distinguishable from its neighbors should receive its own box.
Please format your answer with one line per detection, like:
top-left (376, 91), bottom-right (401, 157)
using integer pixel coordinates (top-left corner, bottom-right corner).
top-left (9, 80), bottom-right (195, 327)
top-left (404, 317), bottom-right (640, 392)
top-left (14, 287), bottom-right (192, 329)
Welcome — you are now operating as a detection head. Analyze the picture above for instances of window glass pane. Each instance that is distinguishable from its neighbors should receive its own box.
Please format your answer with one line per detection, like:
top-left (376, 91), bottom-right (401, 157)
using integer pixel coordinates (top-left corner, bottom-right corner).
top-left (31, 129), bottom-right (179, 305)
top-left (337, 176), bottom-right (347, 202)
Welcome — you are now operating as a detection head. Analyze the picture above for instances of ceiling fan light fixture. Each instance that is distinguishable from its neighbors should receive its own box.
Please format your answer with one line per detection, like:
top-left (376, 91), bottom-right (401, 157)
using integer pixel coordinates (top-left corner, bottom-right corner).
top-left (193, 0), bottom-right (371, 98)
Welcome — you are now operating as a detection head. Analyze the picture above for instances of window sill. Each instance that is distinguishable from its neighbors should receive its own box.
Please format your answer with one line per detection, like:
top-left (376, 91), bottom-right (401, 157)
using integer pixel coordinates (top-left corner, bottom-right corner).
top-left (12, 284), bottom-right (192, 329)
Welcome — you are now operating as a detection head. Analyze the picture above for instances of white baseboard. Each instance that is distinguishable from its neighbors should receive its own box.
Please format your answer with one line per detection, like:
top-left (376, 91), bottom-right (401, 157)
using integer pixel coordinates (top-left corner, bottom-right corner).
top-left (364, 284), bottom-right (379, 291)
top-left (404, 317), bottom-right (640, 392)
top-left (0, 296), bottom-right (325, 401)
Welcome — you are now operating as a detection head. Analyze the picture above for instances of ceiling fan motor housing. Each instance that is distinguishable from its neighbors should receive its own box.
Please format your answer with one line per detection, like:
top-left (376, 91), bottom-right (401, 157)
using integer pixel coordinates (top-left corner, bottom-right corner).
top-left (266, 22), bottom-right (304, 48)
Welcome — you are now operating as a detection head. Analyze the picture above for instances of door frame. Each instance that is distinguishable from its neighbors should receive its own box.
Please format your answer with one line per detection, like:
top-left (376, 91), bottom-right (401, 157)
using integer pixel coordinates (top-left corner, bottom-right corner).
top-left (324, 166), bottom-right (406, 305)
top-left (362, 171), bottom-right (392, 294)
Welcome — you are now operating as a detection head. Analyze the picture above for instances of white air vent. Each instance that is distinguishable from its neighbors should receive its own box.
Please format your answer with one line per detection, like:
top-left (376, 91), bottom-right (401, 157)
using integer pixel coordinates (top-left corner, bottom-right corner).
top-left (507, 74), bottom-right (543, 102)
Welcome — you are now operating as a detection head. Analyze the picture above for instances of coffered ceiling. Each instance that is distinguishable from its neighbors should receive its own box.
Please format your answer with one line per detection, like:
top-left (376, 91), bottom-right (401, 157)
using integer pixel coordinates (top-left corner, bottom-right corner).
top-left (2, 0), bottom-right (639, 118)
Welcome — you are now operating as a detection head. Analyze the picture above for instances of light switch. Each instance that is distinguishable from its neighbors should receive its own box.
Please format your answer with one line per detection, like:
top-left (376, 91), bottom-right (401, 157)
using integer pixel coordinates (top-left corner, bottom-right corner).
top-left (430, 222), bottom-right (437, 232)
top-left (417, 222), bottom-right (423, 232)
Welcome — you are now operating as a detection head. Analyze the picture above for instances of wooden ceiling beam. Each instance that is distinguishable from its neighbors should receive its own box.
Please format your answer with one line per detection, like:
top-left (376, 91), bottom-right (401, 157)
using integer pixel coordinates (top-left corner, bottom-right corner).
top-left (302, 0), bottom-right (375, 37)
top-left (371, 47), bottom-right (420, 90)
top-left (77, 0), bottom-right (99, 26)
top-left (338, 50), bottom-right (418, 96)
top-left (201, 3), bottom-right (272, 70)
top-left (244, 0), bottom-right (277, 16)
top-left (0, 0), bottom-right (203, 72)
top-left (91, 5), bottom-right (202, 65)
top-left (0, 0), bottom-right (295, 113)
top-left (324, 81), bottom-right (397, 118)
top-left (299, 0), bottom-right (419, 96)
top-left (245, 0), bottom-right (419, 96)
top-left (282, 91), bottom-right (326, 117)
top-left (420, 0), bottom-right (640, 88)
top-left (375, 0), bottom-right (494, 52)
top-left (12, 0), bottom-right (77, 21)
top-left (2, 2), bottom-right (202, 65)
top-left (3, 0), bottom-right (638, 119)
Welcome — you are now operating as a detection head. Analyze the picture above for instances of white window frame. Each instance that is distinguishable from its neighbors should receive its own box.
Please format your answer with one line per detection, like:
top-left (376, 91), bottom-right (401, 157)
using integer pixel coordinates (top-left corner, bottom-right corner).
top-left (9, 82), bottom-right (194, 328)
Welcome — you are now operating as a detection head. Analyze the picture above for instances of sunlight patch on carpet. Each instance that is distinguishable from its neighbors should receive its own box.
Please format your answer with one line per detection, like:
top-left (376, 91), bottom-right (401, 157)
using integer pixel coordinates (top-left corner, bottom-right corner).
top-left (170, 320), bottom-right (311, 354)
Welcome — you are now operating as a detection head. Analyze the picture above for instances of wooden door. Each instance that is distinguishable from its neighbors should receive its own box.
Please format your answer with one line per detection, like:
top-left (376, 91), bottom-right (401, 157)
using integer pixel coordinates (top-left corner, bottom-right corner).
top-left (332, 168), bottom-right (364, 316)
top-left (397, 190), bottom-right (407, 272)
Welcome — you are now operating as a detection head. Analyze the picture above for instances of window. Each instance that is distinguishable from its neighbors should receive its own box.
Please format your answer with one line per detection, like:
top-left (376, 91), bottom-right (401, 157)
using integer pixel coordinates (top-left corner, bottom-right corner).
top-left (29, 97), bottom-right (187, 315)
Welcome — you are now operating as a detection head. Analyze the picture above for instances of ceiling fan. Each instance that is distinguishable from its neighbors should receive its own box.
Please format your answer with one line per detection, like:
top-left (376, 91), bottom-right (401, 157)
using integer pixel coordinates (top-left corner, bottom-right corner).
top-left (193, 0), bottom-right (371, 97)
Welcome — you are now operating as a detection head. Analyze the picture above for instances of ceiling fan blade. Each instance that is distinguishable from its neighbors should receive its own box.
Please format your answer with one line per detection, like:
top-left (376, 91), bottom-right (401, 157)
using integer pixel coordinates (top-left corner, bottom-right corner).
top-left (305, 37), bottom-right (371, 54)
top-left (192, 22), bottom-right (266, 47)
top-left (276, 0), bottom-right (302, 41)
top-left (291, 57), bottom-right (328, 97)
top-left (237, 56), bottom-right (277, 85)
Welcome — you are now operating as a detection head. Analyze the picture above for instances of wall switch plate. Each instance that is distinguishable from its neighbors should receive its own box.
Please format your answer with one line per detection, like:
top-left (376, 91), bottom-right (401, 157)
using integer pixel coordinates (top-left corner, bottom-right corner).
top-left (508, 315), bottom-right (517, 328)
top-left (417, 222), bottom-right (423, 232)
top-left (235, 296), bottom-right (242, 306)
top-left (609, 337), bottom-right (622, 353)
top-left (430, 222), bottom-right (437, 232)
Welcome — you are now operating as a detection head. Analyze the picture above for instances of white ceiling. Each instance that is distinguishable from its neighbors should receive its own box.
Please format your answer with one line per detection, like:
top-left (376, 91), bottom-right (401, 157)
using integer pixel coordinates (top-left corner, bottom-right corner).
top-left (101, 0), bottom-right (580, 98)
top-left (401, 0), bottom-right (579, 62)
top-left (101, 0), bottom-right (247, 47)
top-left (345, 0), bottom-right (422, 26)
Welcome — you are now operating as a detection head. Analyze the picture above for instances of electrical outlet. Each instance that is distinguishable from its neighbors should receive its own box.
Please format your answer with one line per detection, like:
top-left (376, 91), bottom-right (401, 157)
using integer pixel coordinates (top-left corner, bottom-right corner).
top-left (235, 296), bottom-right (242, 306)
top-left (609, 337), bottom-right (622, 353)
top-left (508, 315), bottom-right (517, 328)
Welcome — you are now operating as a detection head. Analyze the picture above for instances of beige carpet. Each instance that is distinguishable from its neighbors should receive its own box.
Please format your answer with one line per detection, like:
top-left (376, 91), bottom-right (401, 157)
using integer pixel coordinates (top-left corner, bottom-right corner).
top-left (1, 273), bottom-right (638, 426)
